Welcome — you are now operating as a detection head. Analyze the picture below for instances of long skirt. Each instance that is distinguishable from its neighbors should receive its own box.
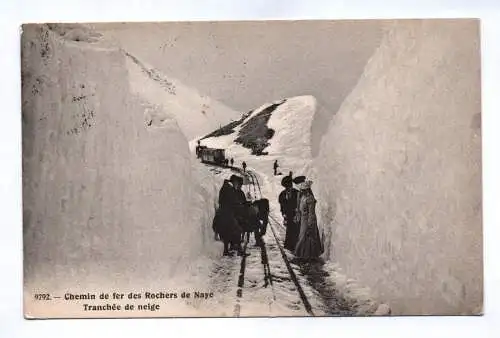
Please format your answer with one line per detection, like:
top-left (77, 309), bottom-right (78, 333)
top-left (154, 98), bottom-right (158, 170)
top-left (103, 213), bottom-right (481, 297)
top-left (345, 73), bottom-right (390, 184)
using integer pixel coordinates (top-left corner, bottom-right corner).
top-left (294, 224), bottom-right (323, 259)
top-left (283, 218), bottom-right (299, 251)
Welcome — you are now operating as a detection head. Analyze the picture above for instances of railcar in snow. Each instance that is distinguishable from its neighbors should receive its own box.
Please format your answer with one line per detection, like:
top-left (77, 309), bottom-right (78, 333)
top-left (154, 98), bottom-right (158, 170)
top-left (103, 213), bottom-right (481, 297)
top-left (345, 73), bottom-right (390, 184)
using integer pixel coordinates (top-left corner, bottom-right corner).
top-left (198, 147), bottom-right (227, 166)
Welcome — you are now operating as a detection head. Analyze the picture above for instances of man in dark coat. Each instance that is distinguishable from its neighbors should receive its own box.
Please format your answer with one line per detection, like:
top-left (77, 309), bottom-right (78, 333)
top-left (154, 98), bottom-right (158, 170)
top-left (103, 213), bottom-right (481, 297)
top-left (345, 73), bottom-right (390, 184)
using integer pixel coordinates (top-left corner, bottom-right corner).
top-left (230, 175), bottom-right (248, 223)
top-left (215, 175), bottom-right (246, 256)
top-left (279, 176), bottom-right (300, 251)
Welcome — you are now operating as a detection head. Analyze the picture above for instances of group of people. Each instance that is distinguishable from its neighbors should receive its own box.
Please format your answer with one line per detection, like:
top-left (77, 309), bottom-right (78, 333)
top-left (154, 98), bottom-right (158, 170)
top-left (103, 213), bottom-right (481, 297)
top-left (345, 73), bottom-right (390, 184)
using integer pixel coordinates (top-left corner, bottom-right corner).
top-left (212, 165), bottom-right (323, 261)
top-left (212, 174), bottom-right (268, 256)
top-left (222, 158), bottom-right (235, 167)
top-left (278, 174), bottom-right (324, 261)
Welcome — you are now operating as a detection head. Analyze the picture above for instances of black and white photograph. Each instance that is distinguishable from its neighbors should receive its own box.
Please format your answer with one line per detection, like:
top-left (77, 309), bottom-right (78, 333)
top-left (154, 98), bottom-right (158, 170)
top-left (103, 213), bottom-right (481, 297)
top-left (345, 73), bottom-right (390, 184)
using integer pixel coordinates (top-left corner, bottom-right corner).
top-left (21, 19), bottom-right (482, 318)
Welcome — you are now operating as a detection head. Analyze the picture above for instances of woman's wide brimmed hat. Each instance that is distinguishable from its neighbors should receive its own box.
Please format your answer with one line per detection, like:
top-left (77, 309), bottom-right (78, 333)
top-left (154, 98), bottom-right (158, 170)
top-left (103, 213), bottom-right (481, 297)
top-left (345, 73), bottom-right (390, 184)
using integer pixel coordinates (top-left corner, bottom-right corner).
top-left (292, 175), bottom-right (306, 184)
top-left (281, 176), bottom-right (293, 188)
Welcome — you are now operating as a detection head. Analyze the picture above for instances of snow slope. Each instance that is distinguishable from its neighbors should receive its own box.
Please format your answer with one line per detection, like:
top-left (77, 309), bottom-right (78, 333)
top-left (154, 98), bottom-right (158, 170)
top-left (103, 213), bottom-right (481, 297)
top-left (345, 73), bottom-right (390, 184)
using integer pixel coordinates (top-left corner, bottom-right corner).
top-left (197, 96), bottom-right (316, 175)
top-left (123, 50), bottom-right (240, 140)
top-left (22, 24), bottom-right (221, 317)
top-left (311, 20), bottom-right (482, 315)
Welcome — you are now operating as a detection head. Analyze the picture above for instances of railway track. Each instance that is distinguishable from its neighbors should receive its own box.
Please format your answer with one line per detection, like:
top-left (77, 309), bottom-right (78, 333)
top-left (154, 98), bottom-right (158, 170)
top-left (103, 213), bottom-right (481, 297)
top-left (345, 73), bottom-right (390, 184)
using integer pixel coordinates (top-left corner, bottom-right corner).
top-left (204, 162), bottom-right (358, 316)
top-left (245, 169), bottom-right (315, 316)
top-left (203, 162), bottom-right (316, 316)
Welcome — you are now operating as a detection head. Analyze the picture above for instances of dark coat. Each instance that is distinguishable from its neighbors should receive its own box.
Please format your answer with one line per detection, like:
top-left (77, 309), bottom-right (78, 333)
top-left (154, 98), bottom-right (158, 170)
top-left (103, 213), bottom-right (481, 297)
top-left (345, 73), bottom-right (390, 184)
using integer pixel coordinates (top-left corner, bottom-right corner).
top-left (213, 180), bottom-right (254, 244)
top-left (218, 180), bottom-right (235, 208)
top-left (233, 187), bottom-right (251, 231)
top-left (279, 188), bottom-right (298, 219)
top-left (214, 180), bottom-right (246, 244)
top-left (279, 188), bottom-right (300, 251)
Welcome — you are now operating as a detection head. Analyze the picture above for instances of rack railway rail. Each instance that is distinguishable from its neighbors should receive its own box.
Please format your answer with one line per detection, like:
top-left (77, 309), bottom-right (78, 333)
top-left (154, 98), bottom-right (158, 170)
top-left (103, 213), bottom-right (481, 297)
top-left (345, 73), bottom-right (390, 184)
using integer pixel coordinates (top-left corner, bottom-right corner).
top-left (202, 159), bottom-right (316, 316)
top-left (246, 170), bottom-right (315, 316)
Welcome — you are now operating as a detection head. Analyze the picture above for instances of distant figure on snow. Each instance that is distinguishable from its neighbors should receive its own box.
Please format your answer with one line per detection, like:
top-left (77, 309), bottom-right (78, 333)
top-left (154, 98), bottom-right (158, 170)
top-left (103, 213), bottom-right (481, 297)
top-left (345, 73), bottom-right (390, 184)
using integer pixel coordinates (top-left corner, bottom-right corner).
top-left (242, 161), bottom-right (247, 172)
top-left (293, 177), bottom-right (324, 261)
top-left (279, 176), bottom-right (299, 251)
top-left (273, 160), bottom-right (279, 176)
top-left (195, 140), bottom-right (201, 158)
top-left (230, 158), bottom-right (234, 167)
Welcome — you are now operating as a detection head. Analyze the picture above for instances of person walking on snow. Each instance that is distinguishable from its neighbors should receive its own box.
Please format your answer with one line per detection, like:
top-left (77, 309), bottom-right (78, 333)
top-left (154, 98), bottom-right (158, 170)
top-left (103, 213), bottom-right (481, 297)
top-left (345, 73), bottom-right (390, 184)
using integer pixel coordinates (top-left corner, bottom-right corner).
top-left (273, 160), bottom-right (279, 176)
top-left (195, 140), bottom-right (201, 158)
top-left (242, 161), bottom-right (247, 172)
top-left (230, 158), bottom-right (234, 167)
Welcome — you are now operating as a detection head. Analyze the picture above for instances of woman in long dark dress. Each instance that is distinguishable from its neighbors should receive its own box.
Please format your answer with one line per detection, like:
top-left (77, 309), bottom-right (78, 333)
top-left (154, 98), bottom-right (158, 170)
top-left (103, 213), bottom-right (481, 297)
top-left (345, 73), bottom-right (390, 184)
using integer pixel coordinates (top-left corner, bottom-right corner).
top-left (278, 176), bottom-right (299, 251)
top-left (294, 180), bottom-right (324, 260)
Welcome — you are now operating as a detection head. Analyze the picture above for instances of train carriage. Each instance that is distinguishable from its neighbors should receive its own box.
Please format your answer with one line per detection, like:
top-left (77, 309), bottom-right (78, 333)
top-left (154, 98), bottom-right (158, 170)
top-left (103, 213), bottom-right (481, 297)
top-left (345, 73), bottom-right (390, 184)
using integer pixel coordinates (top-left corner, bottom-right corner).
top-left (199, 147), bottom-right (226, 166)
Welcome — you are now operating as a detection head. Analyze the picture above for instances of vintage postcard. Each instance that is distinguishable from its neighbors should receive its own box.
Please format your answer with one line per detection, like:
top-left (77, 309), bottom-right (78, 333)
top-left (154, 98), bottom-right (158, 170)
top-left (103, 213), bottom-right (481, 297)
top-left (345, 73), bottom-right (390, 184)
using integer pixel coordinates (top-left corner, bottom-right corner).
top-left (22, 19), bottom-right (482, 318)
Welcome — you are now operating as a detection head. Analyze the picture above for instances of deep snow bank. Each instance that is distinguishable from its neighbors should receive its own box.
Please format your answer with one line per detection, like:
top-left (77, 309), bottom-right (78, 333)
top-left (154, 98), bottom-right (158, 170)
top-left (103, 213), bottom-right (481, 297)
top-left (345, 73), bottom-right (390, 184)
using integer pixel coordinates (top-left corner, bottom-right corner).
top-left (266, 96), bottom-right (315, 161)
top-left (312, 20), bottom-right (482, 315)
top-left (22, 24), bottom-right (219, 296)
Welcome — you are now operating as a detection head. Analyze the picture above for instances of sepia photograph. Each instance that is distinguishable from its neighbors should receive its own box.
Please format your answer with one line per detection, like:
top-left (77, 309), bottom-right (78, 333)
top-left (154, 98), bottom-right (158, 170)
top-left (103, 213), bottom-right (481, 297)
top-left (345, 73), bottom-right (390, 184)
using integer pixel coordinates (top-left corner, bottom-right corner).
top-left (21, 18), bottom-right (482, 318)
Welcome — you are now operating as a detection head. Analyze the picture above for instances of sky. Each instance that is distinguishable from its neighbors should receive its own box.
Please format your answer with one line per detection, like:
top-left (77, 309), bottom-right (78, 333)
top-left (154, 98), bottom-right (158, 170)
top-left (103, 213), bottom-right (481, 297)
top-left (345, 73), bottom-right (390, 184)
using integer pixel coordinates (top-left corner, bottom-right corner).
top-left (95, 20), bottom-right (384, 114)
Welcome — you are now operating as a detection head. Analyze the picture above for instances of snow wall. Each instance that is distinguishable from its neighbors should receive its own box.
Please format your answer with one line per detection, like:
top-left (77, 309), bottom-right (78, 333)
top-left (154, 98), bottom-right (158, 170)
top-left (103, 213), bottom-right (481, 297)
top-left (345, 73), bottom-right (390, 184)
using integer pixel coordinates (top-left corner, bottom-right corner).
top-left (311, 20), bottom-right (482, 315)
top-left (22, 24), bottom-right (219, 301)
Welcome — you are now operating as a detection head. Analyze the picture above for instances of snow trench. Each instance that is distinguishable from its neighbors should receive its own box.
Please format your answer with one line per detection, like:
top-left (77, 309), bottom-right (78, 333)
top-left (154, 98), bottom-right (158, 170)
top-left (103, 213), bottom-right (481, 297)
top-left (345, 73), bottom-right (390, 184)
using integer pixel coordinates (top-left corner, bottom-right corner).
top-left (311, 20), bottom-right (482, 315)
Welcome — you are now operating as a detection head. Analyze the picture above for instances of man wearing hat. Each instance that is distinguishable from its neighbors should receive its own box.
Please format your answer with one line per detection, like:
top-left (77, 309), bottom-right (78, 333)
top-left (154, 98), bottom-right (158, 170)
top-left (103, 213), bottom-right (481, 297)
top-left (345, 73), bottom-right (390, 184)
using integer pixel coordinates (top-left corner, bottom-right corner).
top-left (292, 175), bottom-right (306, 185)
top-left (279, 175), bottom-right (300, 251)
top-left (215, 174), bottom-right (246, 256)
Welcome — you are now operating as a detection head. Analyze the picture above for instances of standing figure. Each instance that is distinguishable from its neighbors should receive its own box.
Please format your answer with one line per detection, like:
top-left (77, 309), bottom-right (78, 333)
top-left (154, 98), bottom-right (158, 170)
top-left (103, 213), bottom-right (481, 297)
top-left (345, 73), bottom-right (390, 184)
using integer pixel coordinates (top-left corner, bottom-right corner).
top-left (242, 161), bottom-right (247, 172)
top-left (195, 140), bottom-right (201, 158)
top-left (230, 158), bottom-right (234, 167)
top-left (232, 176), bottom-right (251, 256)
top-left (292, 175), bottom-right (306, 218)
top-left (279, 176), bottom-right (299, 251)
top-left (233, 180), bottom-right (252, 242)
top-left (294, 179), bottom-right (324, 261)
top-left (214, 175), bottom-right (245, 256)
top-left (273, 160), bottom-right (279, 176)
